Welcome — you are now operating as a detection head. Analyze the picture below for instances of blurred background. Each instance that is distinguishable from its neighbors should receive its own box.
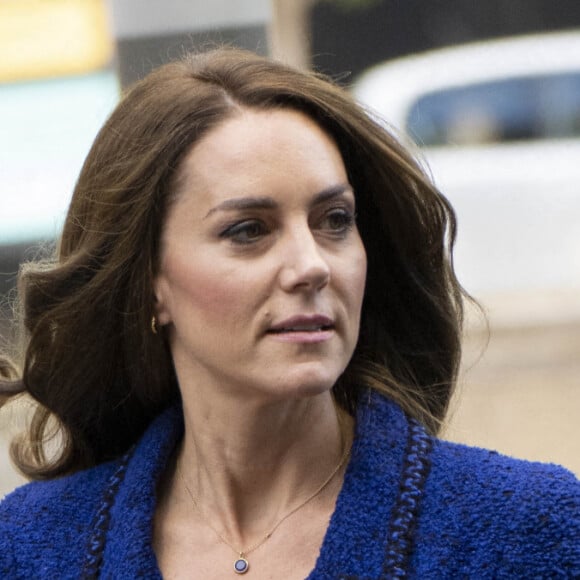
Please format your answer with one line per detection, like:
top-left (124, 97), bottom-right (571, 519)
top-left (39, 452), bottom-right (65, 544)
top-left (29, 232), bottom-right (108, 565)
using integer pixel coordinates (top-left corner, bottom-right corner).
top-left (1, 0), bottom-right (579, 495)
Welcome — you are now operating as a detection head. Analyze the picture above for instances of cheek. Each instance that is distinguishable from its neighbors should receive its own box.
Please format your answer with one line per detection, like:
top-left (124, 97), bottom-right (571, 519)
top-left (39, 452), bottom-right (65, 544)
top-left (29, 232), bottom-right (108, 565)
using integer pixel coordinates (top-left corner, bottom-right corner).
top-left (157, 257), bottom-right (238, 323)
top-left (348, 241), bottom-right (368, 309)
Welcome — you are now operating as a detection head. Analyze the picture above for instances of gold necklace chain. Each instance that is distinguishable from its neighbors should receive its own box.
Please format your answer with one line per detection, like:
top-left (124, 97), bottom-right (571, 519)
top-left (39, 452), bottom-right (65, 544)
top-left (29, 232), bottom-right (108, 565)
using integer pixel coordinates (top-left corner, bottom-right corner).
top-left (177, 441), bottom-right (351, 575)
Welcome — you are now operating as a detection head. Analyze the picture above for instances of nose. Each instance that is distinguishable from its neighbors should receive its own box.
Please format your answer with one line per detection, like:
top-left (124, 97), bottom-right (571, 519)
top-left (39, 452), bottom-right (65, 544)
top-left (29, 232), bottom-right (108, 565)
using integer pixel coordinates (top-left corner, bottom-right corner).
top-left (278, 227), bottom-right (330, 293)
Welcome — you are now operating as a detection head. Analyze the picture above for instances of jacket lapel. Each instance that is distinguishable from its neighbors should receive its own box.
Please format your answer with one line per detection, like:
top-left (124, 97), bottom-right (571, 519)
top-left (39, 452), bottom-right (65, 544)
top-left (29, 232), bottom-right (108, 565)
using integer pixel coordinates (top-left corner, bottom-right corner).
top-left (99, 406), bottom-right (182, 579)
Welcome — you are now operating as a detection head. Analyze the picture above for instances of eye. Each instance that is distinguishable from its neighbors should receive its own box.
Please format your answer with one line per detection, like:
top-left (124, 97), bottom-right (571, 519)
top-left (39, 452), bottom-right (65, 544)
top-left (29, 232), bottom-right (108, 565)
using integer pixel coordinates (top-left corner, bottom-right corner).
top-left (220, 219), bottom-right (268, 245)
top-left (320, 208), bottom-right (356, 236)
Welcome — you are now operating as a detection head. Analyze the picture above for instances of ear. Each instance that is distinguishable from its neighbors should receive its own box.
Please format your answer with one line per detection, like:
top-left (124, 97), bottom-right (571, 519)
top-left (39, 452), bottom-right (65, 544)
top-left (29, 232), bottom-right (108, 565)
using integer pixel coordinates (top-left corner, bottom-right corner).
top-left (152, 274), bottom-right (173, 326)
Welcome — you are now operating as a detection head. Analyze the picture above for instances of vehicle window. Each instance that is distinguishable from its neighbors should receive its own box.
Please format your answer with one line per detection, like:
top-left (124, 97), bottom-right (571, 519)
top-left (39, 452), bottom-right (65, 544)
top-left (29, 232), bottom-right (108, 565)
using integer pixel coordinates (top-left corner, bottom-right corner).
top-left (406, 72), bottom-right (580, 146)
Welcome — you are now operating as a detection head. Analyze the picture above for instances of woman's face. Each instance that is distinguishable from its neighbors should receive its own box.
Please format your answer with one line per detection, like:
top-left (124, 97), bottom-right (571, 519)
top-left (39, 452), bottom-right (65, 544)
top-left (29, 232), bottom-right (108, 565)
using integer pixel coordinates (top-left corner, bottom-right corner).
top-left (154, 108), bottom-right (367, 403)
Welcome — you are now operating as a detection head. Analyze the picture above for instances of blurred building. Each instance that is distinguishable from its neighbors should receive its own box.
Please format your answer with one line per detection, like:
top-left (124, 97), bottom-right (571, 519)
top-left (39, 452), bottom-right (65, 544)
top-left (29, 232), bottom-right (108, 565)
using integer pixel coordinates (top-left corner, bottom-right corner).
top-left (107, 0), bottom-right (270, 87)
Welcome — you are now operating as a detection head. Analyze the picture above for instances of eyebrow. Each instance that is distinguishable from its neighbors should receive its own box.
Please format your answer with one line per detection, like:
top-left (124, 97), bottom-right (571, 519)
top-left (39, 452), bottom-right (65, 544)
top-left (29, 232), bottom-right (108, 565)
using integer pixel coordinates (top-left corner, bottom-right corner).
top-left (204, 183), bottom-right (354, 219)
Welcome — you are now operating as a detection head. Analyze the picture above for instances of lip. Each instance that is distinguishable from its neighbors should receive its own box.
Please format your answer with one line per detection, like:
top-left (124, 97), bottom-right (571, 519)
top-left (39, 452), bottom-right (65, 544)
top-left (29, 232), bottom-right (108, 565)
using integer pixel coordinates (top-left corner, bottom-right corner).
top-left (268, 314), bottom-right (334, 333)
top-left (267, 314), bottom-right (335, 343)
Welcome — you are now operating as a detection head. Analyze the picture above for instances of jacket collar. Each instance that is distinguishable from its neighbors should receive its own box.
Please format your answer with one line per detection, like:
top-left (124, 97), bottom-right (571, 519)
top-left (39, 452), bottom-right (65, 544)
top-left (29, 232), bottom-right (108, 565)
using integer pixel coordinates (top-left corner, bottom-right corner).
top-left (89, 391), bottom-right (431, 579)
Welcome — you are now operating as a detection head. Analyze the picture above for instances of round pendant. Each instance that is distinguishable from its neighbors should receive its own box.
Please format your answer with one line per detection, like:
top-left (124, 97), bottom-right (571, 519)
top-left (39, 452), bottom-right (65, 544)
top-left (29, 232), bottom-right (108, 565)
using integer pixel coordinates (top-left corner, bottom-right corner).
top-left (234, 557), bottom-right (249, 574)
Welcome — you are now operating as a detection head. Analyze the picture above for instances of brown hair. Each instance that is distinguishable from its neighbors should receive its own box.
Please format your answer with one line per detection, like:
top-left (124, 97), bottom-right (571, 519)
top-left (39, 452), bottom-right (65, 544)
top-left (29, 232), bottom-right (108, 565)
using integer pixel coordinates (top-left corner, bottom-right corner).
top-left (0, 48), bottom-right (466, 479)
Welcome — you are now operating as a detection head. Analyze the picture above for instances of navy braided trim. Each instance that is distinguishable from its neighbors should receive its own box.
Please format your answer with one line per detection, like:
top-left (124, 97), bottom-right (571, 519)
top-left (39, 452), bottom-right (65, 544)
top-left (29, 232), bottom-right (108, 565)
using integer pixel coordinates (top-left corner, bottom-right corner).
top-left (382, 417), bottom-right (433, 579)
top-left (81, 447), bottom-right (134, 579)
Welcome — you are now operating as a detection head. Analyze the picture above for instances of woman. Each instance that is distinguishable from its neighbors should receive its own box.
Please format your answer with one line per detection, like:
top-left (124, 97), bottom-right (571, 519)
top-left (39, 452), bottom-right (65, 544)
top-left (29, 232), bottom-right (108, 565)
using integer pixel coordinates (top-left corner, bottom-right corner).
top-left (0, 48), bottom-right (578, 579)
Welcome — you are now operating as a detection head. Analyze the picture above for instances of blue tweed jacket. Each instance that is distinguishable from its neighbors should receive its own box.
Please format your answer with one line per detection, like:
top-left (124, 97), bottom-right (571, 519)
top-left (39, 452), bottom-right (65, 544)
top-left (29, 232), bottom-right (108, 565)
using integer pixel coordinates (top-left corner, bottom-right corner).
top-left (1, 391), bottom-right (579, 579)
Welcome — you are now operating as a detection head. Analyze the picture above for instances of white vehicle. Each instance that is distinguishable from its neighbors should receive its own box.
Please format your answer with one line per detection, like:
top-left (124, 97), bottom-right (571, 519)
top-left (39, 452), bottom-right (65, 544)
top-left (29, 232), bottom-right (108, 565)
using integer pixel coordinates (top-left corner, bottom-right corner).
top-left (352, 31), bottom-right (580, 296)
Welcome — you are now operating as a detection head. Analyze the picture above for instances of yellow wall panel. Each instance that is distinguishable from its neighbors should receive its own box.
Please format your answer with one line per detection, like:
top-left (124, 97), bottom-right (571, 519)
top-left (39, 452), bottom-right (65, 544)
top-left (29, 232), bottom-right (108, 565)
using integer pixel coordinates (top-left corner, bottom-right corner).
top-left (0, 0), bottom-right (114, 82)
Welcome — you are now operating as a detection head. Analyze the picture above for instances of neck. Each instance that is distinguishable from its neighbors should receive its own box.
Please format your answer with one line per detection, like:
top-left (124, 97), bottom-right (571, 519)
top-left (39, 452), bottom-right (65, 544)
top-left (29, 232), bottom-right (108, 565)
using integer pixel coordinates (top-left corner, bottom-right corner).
top-left (173, 390), bottom-right (352, 546)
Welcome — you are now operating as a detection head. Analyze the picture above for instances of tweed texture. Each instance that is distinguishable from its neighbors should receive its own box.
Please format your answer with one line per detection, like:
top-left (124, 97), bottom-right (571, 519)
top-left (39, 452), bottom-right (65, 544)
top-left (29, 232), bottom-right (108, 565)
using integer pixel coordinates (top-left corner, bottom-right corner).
top-left (1, 391), bottom-right (578, 578)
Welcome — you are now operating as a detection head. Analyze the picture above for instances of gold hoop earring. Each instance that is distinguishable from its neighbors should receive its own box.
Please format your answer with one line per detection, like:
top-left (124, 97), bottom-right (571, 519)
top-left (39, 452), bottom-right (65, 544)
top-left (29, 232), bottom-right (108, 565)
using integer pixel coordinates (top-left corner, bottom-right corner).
top-left (151, 316), bottom-right (158, 335)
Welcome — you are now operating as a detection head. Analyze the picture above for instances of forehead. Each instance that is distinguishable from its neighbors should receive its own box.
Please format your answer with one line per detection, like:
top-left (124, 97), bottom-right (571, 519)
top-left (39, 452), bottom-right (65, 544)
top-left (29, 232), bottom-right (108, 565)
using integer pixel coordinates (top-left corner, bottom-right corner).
top-left (173, 108), bottom-right (348, 203)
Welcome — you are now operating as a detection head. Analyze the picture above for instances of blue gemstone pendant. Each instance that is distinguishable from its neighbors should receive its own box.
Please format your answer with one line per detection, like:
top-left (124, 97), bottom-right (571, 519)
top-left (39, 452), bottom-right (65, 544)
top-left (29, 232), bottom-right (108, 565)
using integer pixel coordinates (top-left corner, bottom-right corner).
top-left (234, 557), bottom-right (249, 574)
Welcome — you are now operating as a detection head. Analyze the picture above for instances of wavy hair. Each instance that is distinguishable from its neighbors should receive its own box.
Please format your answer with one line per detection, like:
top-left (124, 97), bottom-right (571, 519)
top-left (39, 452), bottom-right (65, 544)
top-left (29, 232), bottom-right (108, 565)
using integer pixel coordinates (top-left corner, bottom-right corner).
top-left (0, 48), bottom-right (466, 479)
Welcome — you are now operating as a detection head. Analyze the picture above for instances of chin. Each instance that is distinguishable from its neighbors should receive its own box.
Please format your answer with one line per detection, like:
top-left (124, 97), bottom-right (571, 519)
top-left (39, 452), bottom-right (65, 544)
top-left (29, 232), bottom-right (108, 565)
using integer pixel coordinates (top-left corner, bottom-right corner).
top-left (274, 365), bottom-right (341, 399)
